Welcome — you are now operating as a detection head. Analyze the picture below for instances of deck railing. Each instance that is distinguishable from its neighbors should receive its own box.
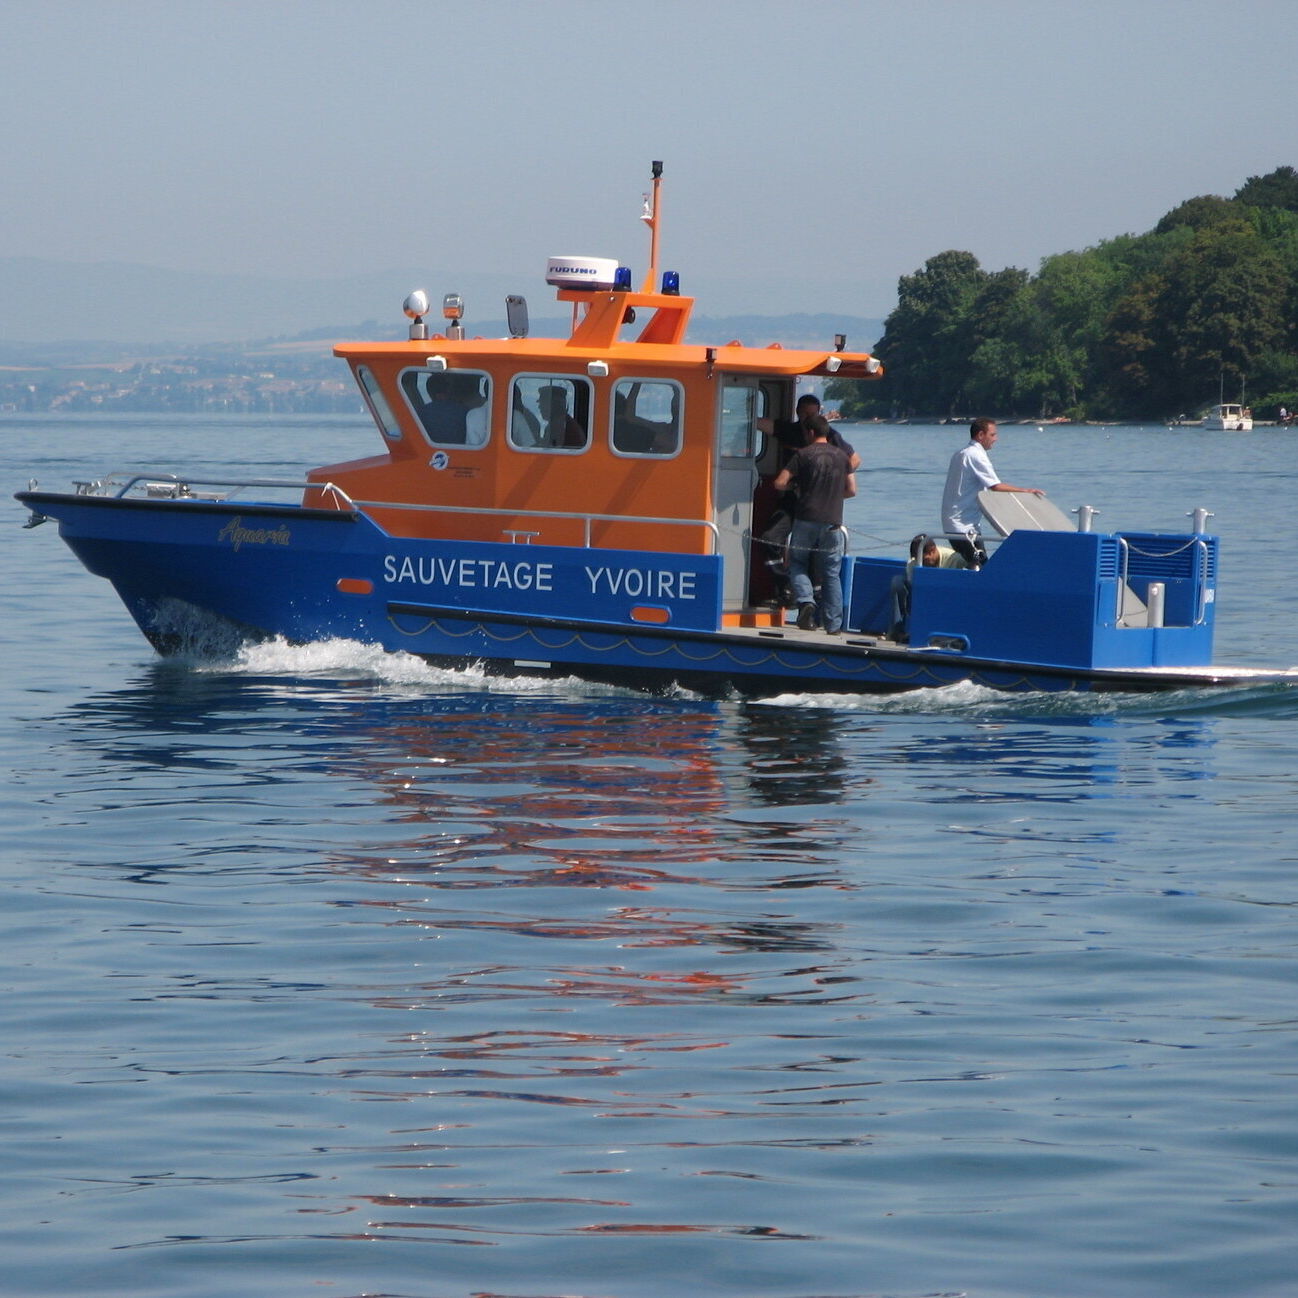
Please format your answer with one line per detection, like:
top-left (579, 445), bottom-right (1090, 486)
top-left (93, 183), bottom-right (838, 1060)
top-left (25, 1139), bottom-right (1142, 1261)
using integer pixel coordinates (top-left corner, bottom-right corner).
top-left (92, 473), bottom-right (354, 507)
top-left (90, 472), bottom-right (721, 555)
top-left (348, 497), bottom-right (721, 554)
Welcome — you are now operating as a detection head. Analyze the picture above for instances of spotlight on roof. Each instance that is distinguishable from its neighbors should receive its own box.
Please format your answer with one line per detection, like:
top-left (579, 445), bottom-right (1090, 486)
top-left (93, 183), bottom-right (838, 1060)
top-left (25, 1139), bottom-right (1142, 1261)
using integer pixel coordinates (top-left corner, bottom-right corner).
top-left (404, 289), bottom-right (430, 340)
top-left (443, 293), bottom-right (464, 340)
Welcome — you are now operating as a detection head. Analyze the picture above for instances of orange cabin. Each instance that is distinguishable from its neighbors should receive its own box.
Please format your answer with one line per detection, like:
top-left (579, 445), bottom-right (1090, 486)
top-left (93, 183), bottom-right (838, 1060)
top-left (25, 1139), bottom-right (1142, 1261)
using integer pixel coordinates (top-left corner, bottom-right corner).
top-left (309, 281), bottom-right (883, 616)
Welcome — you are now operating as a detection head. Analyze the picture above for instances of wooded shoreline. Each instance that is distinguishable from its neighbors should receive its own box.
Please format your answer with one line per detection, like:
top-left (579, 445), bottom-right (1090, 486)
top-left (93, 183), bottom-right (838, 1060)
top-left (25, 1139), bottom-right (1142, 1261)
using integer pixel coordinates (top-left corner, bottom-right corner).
top-left (830, 166), bottom-right (1298, 426)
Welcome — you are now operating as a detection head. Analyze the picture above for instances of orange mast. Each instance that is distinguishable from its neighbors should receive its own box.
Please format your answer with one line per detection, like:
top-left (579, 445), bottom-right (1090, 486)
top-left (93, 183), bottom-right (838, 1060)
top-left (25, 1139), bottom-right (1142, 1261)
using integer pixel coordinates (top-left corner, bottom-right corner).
top-left (640, 160), bottom-right (663, 293)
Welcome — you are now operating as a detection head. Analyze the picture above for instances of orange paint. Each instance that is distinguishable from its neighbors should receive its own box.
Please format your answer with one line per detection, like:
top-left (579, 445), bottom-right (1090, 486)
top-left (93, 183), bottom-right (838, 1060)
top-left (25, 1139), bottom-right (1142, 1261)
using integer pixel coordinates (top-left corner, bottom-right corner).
top-left (629, 605), bottom-right (671, 624)
top-left (310, 276), bottom-right (883, 616)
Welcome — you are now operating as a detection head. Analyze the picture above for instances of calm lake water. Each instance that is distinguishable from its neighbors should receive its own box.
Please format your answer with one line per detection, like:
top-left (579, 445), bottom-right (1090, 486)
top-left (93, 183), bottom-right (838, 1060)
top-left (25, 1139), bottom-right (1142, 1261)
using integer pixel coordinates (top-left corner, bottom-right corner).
top-left (3, 415), bottom-right (1297, 1298)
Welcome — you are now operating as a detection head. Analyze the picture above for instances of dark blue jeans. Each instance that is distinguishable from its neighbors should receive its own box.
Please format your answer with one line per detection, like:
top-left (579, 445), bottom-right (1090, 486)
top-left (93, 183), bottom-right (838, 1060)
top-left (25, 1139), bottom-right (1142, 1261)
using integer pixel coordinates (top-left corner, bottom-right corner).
top-left (788, 520), bottom-right (844, 632)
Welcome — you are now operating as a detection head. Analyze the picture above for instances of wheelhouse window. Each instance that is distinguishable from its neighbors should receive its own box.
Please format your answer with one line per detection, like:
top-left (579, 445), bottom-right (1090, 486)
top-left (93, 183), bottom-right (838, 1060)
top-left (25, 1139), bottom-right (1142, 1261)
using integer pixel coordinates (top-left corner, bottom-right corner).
top-left (400, 368), bottom-right (491, 448)
top-left (509, 375), bottom-right (591, 452)
top-left (611, 379), bottom-right (682, 457)
top-left (355, 365), bottom-right (401, 441)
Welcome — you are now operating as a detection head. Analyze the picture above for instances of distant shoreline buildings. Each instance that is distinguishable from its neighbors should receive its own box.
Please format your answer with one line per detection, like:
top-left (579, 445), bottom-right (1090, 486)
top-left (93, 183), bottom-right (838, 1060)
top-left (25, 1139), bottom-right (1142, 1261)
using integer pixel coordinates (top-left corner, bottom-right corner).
top-left (0, 348), bottom-right (363, 415)
top-left (1, 313), bottom-right (882, 416)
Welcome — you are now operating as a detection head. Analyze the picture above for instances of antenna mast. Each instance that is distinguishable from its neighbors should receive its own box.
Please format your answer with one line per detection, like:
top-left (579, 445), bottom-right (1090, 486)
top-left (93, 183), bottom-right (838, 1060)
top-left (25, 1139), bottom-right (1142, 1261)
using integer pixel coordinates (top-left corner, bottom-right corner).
top-left (641, 161), bottom-right (663, 293)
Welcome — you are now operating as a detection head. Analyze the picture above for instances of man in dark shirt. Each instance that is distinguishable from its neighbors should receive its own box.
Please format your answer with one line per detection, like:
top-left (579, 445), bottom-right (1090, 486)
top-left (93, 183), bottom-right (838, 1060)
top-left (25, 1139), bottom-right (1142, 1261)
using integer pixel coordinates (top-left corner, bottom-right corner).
top-left (755, 395), bottom-right (859, 607)
top-left (760, 393), bottom-right (860, 466)
top-left (771, 416), bottom-right (856, 633)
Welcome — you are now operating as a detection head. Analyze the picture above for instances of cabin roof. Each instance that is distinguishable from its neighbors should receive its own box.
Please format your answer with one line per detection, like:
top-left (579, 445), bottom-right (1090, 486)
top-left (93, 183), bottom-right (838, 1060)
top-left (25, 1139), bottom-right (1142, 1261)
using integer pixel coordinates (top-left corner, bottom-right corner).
top-left (335, 287), bottom-right (883, 381)
top-left (333, 337), bottom-right (878, 379)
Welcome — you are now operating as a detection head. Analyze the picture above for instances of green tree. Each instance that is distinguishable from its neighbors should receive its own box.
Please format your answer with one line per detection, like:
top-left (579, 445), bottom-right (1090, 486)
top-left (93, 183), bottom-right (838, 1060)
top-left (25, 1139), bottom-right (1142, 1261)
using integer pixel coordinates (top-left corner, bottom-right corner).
top-left (961, 268), bottom-right (1029, 412)
top-left (1098, 273), bottom-right (1175, 417)
top-left (873, 250), bottom-right (988, 417)
top-left (1234, 165), bottom-right (1298, 213)
top-left (1158, 223), bottom-right (1287, 406)
top-left (1154, 194), bottom-right (1246, 235)
top-left (833, 166), bottom-right (1298, 423)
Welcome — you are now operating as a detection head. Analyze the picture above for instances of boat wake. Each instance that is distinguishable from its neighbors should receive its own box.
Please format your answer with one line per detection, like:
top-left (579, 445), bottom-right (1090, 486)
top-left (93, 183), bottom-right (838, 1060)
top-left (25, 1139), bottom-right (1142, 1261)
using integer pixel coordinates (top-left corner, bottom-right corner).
top-left (177, 634), bottom-right (663, 700)
top-left (151, 628), bottom-right (1298, 717)
top-left (752, 676), bottom-right (1298, 719)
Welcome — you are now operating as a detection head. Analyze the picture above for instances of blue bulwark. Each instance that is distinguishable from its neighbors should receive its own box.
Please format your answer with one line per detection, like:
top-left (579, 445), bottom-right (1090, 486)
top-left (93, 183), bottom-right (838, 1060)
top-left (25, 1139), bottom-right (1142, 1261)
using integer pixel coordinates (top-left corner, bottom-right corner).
top-left (906, 529), bottom-right (1217, 669)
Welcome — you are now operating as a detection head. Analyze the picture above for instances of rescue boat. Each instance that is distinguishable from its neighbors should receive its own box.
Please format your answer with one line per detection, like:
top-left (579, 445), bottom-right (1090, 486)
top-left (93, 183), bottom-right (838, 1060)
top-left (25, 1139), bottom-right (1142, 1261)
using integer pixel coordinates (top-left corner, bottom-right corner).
top-left (15, 164), bottom-right (1298, 695)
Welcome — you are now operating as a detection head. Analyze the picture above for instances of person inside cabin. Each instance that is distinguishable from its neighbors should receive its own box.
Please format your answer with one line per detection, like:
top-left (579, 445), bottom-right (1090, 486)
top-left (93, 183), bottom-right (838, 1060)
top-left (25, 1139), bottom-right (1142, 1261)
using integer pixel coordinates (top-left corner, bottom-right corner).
top-left (889, 534), bottom-right (967, 643)
top-left (459, 376), bottom-right (489, 446)
top-left (771, 415), bottom-right (856, 634)
top-left (941, 417), bottom-right (1043, 567)
top-left (511, 384), bottom-right (542, 445)
top-left (758, 394), bottom-right (859, 467)
top-left (613, 381), bottom-right (680, 454)
top-left (415, 373), bottom-right (487, 446)
top-left (415, 375), bottom-right (468, 443)
top-left (539, 385), bottom-right (586, 448)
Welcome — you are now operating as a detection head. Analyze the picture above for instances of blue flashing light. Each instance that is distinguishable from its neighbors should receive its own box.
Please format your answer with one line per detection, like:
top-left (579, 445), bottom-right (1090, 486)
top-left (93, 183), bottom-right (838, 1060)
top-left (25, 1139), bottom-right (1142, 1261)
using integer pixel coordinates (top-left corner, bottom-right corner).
top-left (613, 265), bottom-right (632, 291)
top-left (661, 270), bottom-right (680, 296)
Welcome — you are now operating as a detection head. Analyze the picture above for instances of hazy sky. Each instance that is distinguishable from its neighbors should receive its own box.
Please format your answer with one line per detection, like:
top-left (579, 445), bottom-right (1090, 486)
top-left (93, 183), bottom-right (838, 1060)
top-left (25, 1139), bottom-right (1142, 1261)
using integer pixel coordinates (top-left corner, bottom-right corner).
top-left (5, 0), bottom-right (1298, 321)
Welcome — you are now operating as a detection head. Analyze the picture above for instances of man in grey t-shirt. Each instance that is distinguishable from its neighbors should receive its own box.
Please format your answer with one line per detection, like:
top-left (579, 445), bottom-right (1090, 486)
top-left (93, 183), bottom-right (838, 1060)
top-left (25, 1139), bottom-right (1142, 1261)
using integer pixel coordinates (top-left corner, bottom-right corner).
top-left (772, 417), bottom-right (857, 633)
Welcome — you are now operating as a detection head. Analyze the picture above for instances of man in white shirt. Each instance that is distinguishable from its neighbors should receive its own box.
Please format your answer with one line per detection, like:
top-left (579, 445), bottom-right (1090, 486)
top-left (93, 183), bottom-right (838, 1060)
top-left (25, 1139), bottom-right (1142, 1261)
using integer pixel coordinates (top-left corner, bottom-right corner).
top-left (941, 417), bottom-right (1043, 566)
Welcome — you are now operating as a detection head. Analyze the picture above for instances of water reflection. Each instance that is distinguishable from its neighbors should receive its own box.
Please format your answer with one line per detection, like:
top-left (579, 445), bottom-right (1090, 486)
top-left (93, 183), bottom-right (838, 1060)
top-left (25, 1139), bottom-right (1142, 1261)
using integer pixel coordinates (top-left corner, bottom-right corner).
top-left (13, 418), bottom-right (1298, 1295)
top-left (733, 704), bottom-right (855, 805)
top-left (28, 651), bottom-right (1291, 1275)
top-left (881, 715), bottom-right (1220, 802)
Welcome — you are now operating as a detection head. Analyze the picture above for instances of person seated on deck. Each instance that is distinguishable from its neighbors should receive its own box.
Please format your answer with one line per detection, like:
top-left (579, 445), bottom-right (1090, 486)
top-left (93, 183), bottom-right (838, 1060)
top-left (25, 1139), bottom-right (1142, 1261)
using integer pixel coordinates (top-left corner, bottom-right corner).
top-left (889, 534), bottom-right (967, 643)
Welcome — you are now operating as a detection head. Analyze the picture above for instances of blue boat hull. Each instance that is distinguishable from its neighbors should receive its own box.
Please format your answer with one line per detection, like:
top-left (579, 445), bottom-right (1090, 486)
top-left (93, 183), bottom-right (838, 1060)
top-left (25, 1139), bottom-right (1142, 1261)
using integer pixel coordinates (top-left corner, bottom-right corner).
top-left (16, 491), bottom-right (1273, 695)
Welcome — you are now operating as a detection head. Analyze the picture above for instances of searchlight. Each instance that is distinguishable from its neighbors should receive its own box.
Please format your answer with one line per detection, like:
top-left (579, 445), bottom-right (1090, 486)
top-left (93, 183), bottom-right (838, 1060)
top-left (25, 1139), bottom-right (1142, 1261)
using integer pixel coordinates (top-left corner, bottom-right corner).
top-left (443, 293), bottom-right (464, 340)
top-left (404, 289), bottom-right (431, 340)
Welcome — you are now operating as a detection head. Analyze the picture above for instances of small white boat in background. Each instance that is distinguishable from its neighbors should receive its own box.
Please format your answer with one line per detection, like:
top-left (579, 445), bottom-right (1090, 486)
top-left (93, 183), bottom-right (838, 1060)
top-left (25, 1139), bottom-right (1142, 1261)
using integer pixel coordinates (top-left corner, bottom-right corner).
top-left (1202, 403), bottom-right (1252, 431)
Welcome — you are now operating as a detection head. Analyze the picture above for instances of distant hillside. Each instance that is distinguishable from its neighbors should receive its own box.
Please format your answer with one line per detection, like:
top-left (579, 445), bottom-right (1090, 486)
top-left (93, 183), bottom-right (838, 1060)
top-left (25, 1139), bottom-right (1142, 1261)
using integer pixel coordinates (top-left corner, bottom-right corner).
top-left (0, 257), bottom-right (489, 347)
top-left (0, 307), bottom-right (883, 416)
top-left (0, 257), bottom-right (882, 352)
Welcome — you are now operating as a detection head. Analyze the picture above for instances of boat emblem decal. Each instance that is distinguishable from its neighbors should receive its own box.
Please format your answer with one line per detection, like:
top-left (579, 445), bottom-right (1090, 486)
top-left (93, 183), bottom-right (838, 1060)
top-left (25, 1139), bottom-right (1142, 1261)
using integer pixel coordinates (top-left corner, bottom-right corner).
top-left (217, 517), bottom-right (292, 551)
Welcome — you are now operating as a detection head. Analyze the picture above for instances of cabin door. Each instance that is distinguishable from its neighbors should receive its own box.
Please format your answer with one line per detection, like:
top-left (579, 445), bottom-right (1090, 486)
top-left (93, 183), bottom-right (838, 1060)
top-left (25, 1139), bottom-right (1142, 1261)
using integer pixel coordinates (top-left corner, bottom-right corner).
top-left (714, 378), bottom-right (760, 609)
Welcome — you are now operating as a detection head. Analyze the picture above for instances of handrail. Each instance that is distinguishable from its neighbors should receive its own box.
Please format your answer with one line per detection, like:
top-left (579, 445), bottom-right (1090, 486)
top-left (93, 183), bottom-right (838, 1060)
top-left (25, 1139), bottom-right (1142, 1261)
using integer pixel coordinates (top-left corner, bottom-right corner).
top-left (92, 472), bottom-right (719, 554)
top-left (1116, 536), bottom-right (1132, 624)
top-left (1118, 534), bottom-right (1212, 628)
top-left (349, 497), bottom-right (722, 554)
top-left (1193, 538), bottom-right (1210, 626)
top-left (102, 473), bottom-right (356, 509)
top-left (934, 530), bottom-right (1001, 560)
